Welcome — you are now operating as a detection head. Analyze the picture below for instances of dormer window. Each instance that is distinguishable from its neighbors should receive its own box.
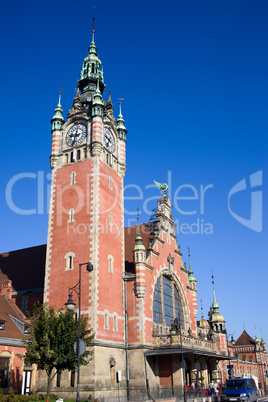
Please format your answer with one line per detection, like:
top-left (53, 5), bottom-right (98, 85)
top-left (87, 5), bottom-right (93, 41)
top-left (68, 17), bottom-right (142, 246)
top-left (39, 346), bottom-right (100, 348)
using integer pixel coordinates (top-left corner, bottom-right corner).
top-left (24, 325), bottom-right (30, 334)
top-left (0, 321), bottom-right (5, 331)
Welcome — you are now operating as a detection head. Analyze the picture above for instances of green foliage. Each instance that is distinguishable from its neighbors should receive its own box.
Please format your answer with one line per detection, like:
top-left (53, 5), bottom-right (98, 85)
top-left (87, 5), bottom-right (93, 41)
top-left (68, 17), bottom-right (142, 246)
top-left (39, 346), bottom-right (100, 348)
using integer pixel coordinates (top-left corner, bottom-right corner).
top-left (22, 303), bottom-right (94, 372)
top-left (0, 388), bottom-right (3, 395)
top-left (0, 396), bottom-right (49, 402)
top-left (8, 389), bottom-right (14, 395)
top-left (19, 303), bottom-right (94, 399)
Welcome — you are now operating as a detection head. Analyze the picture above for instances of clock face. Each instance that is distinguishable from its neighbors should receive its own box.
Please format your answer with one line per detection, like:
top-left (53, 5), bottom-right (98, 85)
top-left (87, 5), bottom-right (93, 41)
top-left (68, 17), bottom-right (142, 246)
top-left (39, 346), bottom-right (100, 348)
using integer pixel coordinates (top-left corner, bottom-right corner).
top-left (66, 124), bottom-right (87, 147)
top-left (103, 127), bottom-right (115, 153)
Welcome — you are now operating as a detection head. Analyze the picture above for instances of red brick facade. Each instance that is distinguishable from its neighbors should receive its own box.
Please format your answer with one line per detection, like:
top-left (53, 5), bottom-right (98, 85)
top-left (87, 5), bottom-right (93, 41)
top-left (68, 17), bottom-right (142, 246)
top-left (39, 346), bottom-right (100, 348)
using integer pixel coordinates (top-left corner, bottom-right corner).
top-left (1, 24), bottom-right (267, 400)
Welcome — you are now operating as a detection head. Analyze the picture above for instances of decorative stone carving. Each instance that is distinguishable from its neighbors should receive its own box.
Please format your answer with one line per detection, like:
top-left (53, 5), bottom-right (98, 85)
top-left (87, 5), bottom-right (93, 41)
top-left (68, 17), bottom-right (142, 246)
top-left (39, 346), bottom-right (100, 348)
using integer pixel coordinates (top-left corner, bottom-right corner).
top-left (167, 253), bottom-right (175, 271)
top-left (67, 89), bottom-right (88, 118)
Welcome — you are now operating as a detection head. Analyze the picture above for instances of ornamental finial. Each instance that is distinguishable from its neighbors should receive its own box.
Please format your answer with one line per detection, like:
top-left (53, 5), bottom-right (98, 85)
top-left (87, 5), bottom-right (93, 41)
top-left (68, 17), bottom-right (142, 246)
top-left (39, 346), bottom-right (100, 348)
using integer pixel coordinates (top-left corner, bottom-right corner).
top-left (92, 7), bottom-right (96, 43)
top-left (153, 180), bottom-right (168, 197)
top-left (137, 208), bottom-right (140, 235)
top-left (188, 247), bottom-right (191, 269)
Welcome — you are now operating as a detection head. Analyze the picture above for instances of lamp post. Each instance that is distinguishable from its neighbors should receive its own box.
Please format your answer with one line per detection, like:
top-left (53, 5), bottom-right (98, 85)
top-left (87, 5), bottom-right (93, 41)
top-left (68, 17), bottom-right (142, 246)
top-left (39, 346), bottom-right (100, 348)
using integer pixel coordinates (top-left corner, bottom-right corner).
top-left (65, 262), bottom-right (93, 402)
top-left (170, 314), bottom-right (187, 402)
top-left (225, 332), bottom-right (234, 380)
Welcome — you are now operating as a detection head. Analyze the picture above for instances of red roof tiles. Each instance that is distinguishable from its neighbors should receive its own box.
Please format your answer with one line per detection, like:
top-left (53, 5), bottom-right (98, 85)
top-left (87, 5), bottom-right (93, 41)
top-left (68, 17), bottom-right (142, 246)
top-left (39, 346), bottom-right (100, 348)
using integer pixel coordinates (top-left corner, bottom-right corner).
top-left (235, 330), bottom-right (255, 346)
top-left (0, 295), bottom-right (29, 341)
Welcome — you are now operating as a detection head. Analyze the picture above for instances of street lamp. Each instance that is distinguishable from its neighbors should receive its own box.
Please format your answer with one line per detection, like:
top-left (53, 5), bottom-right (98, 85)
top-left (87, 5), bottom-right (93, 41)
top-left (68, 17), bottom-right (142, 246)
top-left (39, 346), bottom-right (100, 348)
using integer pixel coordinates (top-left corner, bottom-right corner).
top-left (65, 262), bottom-right (93, 402)
top-left (225, 332), bottom-right (234, 380)
top-left (170, 314), bottom-right (187, 402)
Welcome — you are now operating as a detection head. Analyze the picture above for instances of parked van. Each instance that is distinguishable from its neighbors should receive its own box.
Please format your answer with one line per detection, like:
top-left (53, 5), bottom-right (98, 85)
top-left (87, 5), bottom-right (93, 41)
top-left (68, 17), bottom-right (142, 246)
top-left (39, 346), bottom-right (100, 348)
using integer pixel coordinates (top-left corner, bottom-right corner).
top-left (222, 378), bottom-right (257, 402)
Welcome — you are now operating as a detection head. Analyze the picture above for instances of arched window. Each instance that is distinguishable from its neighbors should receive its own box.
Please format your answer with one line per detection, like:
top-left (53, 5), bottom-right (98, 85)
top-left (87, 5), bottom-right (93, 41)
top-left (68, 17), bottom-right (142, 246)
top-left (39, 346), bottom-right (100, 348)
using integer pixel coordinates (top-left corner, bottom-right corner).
top-left (153, 275), bottom-right (184, 328)
top-left (65, 252), bottom-right (75, 270)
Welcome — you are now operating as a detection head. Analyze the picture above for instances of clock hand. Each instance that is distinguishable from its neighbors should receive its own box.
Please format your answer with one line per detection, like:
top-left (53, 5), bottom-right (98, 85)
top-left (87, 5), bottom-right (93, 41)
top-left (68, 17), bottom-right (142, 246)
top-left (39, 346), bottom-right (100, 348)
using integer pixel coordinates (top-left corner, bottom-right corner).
top-left (72, 131), bottom-right (78, 146)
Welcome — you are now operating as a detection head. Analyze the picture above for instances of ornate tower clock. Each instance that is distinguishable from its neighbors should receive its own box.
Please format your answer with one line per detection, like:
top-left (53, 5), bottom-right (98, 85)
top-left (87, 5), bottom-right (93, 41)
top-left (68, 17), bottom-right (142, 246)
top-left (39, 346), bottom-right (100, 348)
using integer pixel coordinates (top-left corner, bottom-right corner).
top-left (43, 21), bottom-right (127, 395)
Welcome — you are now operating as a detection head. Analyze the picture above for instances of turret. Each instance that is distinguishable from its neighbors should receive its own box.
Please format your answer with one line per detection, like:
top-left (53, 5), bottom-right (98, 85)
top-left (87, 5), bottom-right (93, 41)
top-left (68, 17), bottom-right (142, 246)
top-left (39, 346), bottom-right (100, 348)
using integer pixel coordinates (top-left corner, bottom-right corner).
top-left (133, 220), bottom-right (146, 298)
top-left (197, 301), bottom-right (210, 339)
top-left (92, 80), bottom-right (104, 117)
top-left (51, 91), bottom-right (65, 131)
top-left (261, 338), bottom-right (266, 352)
top-left (187, 247), bottom-right (197, 292)
top-left (117, 101), bottom-right (127, 141)
top-left (50, 90), bottom-right (65, 168)
top-left (255, 334), bottom-right (261, 351)
top-left (187, 247), bottom-right (197, 317)
top-left (209, 274), bottom-right (225, 332)
top-left (117, 100), bottom-right (127, 176)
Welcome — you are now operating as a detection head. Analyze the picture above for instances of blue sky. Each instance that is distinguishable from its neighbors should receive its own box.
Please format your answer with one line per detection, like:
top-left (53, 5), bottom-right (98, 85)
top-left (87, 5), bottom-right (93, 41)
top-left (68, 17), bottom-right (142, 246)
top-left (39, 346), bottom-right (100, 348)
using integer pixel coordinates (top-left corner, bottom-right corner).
top-left (1, 0), bottom-right (267, 341)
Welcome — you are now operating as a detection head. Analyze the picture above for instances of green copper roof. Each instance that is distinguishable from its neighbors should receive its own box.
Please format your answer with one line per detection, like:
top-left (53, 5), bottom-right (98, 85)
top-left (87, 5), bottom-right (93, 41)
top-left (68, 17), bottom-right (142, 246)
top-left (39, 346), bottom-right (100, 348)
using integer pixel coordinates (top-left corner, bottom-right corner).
top-left (78, 19), bottom-right (105, 94)
top-left (133, 233), bottom-right (145, 251)
top-left (212, 289), bottom-right (219, 309)
top-left (188, 266), bottom-right (196, 282)
top-left (210, 312), bottom-right (225, 322)
top-left (210, 287), bottom-right (225, 322)
top-left (117, 102), bottom-right (127, 140)
top-left (187, 247), bottom-right (196, 282)
top-left (51, 92), bottom-right (64, 130)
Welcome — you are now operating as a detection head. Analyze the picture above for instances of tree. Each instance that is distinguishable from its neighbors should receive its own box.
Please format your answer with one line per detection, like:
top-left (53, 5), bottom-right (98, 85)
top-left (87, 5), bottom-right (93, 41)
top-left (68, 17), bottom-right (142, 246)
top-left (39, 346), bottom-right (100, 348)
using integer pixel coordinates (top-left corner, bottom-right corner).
top-left (20, 303), bottom-right (94, 400)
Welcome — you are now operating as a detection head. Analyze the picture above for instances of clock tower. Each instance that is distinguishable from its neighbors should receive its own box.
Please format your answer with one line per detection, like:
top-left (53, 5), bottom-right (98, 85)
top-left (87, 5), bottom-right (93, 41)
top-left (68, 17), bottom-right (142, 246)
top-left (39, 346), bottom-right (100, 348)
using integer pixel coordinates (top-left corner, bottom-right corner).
top-left (43, 19), bottom-right (127, 396)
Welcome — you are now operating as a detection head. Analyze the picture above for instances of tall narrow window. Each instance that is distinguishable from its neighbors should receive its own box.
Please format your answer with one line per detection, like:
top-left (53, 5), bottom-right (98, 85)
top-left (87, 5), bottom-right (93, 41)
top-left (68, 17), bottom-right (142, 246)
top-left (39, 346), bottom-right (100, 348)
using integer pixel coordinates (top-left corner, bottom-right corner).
top-left (0, 358), bottom-right (9, 388)
top-left (71, 151), bottom-right (75, 162)
top-left (153, 278), bottom-right (162, 324)
top-left (113, 314), bottom-right (118, 331)
top-left (109, 213), bottom-right (113, 226)
top-left (65, 252), bottom-right (75, 270)
top-left (70, 370), bottom-right (75, 387)
top-left (70, 171), bottom-right (76, 185)
top-left (104, 311), bottom-right (109, 329)
top-left (65, 154), bottom-right (69, 164)
top-left (77, 150), bottom-right (81, 160)
top-left (68, 256), bottom-right (73, 269)
top-left (109, 176), bottom-right (113, 189)
top-left (69, 208), bottom-right (74, 223)
top-left (108, 255), bottom-right (114, 273)
top-left (56, 372), bottom-right (61, 387)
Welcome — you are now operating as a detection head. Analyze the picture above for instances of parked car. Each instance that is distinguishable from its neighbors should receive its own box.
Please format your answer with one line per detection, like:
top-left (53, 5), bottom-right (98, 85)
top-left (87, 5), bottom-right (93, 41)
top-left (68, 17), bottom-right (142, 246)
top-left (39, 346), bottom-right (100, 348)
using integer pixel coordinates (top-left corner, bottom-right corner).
top-left (222, 378), bottom-right (257, 402)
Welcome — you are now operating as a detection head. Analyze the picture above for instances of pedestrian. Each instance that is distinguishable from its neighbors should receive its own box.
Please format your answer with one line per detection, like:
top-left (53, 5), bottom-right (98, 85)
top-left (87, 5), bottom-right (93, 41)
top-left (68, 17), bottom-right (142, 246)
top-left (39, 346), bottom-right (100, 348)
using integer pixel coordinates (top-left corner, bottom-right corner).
top-left (209, 381), bottom-right (215, 399)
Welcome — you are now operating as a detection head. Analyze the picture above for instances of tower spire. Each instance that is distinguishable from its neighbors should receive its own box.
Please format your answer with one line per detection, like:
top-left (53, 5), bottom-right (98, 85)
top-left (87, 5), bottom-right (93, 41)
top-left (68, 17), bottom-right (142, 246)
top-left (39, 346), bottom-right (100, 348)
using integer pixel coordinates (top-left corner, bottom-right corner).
top-left (117, 96), bottom-right (127, 141)
top-left (137, 208), bottom-right (140, 235)
top-left (91, 7), bottom-right (96, 44)
top-left (51, 86), bottom-right (65, 131)
top-left (212, 271), bottom-right (217, 304)
top-left (187, 247), bottom-right (196, 283)
top-left (209, 271), bottom-right (225, 331)
top-left (188, 247), bottom-right (191, 269)
top-left (201, 299), bottom-right (204, 318)
top-left (78, 10), bottom-right (105, 95)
